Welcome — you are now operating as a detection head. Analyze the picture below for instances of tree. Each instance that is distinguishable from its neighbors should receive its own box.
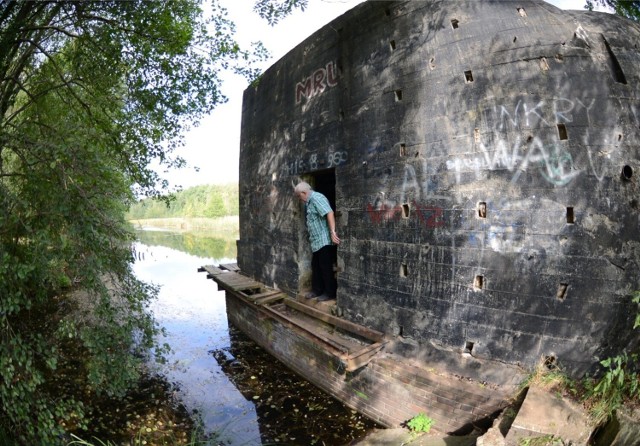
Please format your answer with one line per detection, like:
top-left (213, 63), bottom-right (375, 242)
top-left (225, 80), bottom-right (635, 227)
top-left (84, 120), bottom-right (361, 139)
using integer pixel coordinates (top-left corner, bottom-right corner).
top-left (0, 1), bottom-right (263, 443)
top-left (254, 0), bottom-right (309, 25)
top-left (585, 0), bottom-right (640, 20)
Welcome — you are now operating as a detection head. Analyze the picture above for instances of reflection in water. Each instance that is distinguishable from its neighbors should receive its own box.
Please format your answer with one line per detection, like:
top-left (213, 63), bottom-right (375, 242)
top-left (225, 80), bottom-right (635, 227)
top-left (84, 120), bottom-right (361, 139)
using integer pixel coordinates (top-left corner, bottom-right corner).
top-left (212, 326), bottom-right (378, 445)
top-left (132, 228), bottom-right (377, 445)
top-left (135, 227), bottom-right (237, 260)
top-left (133, 229), bottom-right (261, 445)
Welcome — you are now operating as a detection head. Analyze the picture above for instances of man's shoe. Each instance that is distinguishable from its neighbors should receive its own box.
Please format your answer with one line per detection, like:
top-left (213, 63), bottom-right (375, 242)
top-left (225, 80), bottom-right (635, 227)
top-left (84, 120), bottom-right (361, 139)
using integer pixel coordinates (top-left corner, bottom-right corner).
top-left (316, 294), bottom-right (334, 302)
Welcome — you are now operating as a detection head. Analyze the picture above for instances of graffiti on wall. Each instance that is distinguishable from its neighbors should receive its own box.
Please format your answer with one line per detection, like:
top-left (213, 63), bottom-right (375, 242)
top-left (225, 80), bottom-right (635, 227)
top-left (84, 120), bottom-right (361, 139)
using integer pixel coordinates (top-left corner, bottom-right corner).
top-left (446, 97), bottom-right (597, 186)
top-left (295, 61), bottom-right (339, 105)
top-left (283, 150), bottom-right (349, 176)
top-left (366, 163), bottom-right (449, 227)
top-left (446, 136), bottom-right (580, 186)
top-left (366, 201), bottom-right (444, 228)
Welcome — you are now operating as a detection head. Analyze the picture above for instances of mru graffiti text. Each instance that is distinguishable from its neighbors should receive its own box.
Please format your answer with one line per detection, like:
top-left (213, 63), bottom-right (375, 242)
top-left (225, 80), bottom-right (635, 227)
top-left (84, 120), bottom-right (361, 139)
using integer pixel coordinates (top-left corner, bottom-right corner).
top-left (295, 61), bottom-right (339, 105)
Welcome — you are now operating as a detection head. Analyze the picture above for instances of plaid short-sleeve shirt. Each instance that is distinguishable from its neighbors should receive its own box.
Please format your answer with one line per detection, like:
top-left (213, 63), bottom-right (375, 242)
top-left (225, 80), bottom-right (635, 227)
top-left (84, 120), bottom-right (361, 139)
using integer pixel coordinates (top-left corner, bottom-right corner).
top-left (305, 191), bottom-right (333, 252)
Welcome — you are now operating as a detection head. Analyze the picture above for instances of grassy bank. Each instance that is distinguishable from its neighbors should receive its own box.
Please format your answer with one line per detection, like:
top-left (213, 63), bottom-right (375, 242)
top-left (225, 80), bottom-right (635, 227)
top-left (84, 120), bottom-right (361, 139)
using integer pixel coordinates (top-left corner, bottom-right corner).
top-left (129, 216), bottom-right (239, 236)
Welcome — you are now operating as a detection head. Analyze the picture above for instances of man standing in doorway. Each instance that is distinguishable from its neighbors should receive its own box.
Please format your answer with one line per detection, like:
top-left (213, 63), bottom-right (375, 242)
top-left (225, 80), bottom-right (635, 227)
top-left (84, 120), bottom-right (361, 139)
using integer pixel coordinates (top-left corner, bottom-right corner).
top-left (294, 181), bottom-right (340, 302)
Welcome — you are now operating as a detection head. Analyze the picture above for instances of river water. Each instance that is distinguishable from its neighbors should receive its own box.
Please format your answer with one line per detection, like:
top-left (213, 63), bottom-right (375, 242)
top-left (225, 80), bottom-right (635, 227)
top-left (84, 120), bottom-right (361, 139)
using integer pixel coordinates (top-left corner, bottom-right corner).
top-left (132, 228), bottom-right (379, 445)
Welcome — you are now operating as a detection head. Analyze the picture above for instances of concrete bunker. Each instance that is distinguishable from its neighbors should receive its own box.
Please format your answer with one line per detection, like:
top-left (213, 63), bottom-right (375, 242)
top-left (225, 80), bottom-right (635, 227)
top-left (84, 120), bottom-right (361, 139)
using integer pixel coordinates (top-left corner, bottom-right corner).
top-left (235, 0), bottom-right (640, 411)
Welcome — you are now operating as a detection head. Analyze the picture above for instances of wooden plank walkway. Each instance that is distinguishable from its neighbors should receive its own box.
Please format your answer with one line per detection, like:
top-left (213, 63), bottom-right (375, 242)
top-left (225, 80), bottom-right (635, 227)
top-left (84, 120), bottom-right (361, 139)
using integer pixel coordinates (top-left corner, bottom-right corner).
top-left (199, 262), bottom-right (386, 372)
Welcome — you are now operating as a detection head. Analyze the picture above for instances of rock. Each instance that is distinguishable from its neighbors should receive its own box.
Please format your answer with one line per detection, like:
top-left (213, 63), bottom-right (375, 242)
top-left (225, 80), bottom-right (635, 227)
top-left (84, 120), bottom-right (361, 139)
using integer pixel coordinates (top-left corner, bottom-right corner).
top-left (592, 405), bottom-right (640, 446)
top-left (477, 416), bottom-right (506, 446)
top-left (505, 386), bottom-right (592, 445)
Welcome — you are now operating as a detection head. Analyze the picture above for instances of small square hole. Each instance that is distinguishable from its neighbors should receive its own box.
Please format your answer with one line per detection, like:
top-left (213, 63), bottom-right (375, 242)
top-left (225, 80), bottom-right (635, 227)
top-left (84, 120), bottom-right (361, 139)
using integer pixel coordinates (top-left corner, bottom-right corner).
top-left (395, 89), bottom-right (403, 101)
top-left (464, 70), bottom-right (474, 83)
top-left (477, 202), bottom-right (487, 219)
top-left (540, 57), bottom-right (549, 71)
top-left (473, 275), bottom-right (484, 290)
top-left (389, 39), bottom-right (396, 50)
top-left (464, 341), bottom-right (474, 354)
top-left (399, 143), bottom-right (407, 157)
top-left (400, 263), bottom-right (409, 278)
top-left (517, 7), bottom-right (527, 17)
top-left (451, 19), bottom-right (459, 29)
top-left (544, 355), bottom-right (556, 369)
top-left (566, 207), bottom-right (575, 224)
top-left (557, 283), bottom-right (568, 300)
top-left (402, 203), bottom-right (410, 218)
top-left (557, 123), bottom-right (568, 140)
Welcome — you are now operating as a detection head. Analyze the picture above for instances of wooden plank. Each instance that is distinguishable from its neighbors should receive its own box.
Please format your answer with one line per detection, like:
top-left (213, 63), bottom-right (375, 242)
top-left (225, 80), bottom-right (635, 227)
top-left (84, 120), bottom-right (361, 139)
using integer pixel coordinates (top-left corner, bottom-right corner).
top-left (199, 265), bottom-right (226, 276)
top-left (254, 293), bottom-right (285, 306)
top-left (219, 263), bottom-right (240, 272)
top-left (214, 272), bottom-right (262, 292)
top-left (268, 306), bottom-right (350, 356)
top-left (285, 299), bottom-right (385, 342)
top-left (243, 289), bottom-right (279, 300)
top-left (244, 289), bottom-right (280, 302)
top-left (346, 342), bottom-right (385, 372)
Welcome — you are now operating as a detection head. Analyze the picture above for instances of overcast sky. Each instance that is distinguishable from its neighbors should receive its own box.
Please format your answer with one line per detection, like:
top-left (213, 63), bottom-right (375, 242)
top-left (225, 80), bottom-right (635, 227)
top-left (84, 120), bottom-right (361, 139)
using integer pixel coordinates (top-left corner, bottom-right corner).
top-left (167, 0), bottom-right (608, 190)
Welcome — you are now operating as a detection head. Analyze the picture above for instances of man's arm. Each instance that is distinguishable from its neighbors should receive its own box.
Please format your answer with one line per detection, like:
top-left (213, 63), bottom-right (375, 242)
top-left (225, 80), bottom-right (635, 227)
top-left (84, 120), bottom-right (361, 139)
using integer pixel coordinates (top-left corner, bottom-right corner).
top-left (327, 211), bottom-right (341, 245)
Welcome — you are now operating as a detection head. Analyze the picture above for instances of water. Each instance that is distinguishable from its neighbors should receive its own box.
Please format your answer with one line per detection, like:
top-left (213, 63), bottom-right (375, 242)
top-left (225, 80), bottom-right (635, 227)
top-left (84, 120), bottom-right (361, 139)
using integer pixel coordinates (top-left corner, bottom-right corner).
top-left (132, 228), bottom-right (378, 445)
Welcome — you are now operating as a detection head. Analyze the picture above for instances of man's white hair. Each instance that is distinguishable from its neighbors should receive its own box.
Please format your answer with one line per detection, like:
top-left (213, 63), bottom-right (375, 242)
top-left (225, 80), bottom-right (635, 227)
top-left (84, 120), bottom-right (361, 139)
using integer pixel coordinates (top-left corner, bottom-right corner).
top-left (294, 181), bottom-right (312, 194)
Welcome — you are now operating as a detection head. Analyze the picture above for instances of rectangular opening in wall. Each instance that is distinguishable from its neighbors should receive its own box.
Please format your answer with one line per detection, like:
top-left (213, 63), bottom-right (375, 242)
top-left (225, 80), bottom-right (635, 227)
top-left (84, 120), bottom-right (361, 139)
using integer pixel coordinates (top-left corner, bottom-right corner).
top-left (474, 128), bottom-right (480, 143)
top-left (566, 207), bottom-right (575, 224)
top-left (464, 341), bottom-right (474, 354)
top-left (473, 275), bottom-right (484, 290)
top-left (540, 57), bottom-right (549, 71)
top-left (400, 262), bottom-right (409, 278)
top-left (394, 89), bottom-right (403, 101)
top-left (402, 203), bottom-right (410, 218)
top-left (399, 143), bottom-right (407, 157)
top-left (556, 283), bottom-right (568, 300)
top-left (389, 39), bottom-right (396, 51)
top-left (451, 19), bottom-right (459, 29)
top-left (557, 123), bottom-right (568, 140)
top-left (464, 70), bottom-right (474, 83)
top-left (602, 35), bottom-right (627, 84)
top-left (517, 7), bottom-right (527, 17)
top-left (477, 201), bottom-right (487, 219)
top-left (544, 355), bottom-right (556, 369)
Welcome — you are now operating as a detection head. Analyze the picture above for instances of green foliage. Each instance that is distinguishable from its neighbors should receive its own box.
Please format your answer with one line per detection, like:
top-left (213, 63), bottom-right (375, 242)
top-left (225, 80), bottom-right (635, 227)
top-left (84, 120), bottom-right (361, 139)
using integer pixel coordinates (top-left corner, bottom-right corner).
top-left (584, 291), bottom-right (640, 426)
top-left (0, 1), bottom-right (262, 444)
top-left (585, 0), bottom-right (640, 21)
top-left (253, 0), bottom-right (309, 25)
top-left (406, 412), bottom-right (434, 434)
top-left (127, 184), bottom-right (239, 220)
top-left (518, 435), bottom-right (563, 446)
top-left (633, 291), bottom-right (640, 329)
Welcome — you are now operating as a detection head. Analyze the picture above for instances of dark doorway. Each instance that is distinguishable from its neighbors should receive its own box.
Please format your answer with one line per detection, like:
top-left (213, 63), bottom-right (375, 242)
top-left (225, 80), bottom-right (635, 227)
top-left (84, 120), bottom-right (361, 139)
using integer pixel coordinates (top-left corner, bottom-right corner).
top-left (298, 168), bottom-right (337, 297)
top-left (310, 169), bottom-right (336, 212)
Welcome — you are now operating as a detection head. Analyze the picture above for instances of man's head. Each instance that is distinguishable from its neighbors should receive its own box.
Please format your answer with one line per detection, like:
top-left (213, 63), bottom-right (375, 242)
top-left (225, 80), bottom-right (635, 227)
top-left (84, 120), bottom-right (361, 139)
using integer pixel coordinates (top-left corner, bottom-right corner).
top-left (294, 181), bottom-right (312, 202)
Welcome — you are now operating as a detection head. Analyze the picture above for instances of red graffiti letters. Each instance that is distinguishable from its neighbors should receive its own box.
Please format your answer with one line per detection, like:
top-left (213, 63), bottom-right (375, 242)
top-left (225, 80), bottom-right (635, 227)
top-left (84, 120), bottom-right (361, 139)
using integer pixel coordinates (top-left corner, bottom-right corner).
top-left (295, 61), bottom-right (339, 104)
top-left (366, 201), bottom-right (444, 228)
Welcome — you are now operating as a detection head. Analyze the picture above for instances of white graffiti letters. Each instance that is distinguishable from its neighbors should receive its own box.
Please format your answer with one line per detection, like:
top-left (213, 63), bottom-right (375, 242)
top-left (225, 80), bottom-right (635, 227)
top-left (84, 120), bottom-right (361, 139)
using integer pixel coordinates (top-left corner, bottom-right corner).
top-left (497, 97), bottom-right (595, 131)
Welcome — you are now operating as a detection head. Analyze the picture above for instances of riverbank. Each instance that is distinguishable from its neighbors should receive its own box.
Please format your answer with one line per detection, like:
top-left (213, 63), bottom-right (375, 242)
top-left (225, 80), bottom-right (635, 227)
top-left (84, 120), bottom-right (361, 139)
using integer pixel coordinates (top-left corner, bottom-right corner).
top-left (129, 216), bottom-right (239, 236)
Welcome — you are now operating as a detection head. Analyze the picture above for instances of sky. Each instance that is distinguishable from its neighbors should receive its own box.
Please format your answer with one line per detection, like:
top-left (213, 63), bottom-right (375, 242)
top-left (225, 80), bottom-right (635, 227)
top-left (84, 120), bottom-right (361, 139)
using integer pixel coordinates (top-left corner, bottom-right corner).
top-left (166, 0), bottom-right (609, 190)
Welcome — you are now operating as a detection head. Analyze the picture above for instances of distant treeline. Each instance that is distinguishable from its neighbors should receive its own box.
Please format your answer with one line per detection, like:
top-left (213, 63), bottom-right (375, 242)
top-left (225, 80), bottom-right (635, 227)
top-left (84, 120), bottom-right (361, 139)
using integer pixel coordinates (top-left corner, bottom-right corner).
top-left (127, 184), bottom-right (239, 219)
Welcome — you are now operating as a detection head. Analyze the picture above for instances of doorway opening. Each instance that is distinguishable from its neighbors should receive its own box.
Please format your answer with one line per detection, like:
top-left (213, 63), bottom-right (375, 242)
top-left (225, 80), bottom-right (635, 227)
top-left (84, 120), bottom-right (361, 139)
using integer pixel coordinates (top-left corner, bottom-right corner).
top-left (298, 168), bottom-right (338, 298)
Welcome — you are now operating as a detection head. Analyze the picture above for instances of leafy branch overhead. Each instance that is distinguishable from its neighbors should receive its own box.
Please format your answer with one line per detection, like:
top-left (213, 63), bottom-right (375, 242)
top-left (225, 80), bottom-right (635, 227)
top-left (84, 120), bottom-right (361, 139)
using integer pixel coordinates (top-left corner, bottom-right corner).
top-left (0, 1), bottom-right (266, 443)
top-left (254, 0), bottom-right (309, 25)
top-left (585, 0), bottom-right (640, 21)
